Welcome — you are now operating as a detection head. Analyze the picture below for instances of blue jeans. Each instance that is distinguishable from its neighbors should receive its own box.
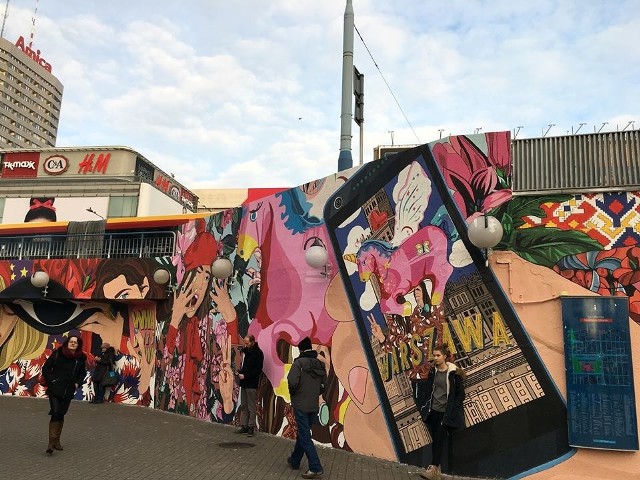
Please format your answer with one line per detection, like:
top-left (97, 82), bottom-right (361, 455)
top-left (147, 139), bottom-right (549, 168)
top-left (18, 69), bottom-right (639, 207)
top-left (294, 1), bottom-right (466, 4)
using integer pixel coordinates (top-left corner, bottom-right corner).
top-left (290, 409), bottom-right (323, 472)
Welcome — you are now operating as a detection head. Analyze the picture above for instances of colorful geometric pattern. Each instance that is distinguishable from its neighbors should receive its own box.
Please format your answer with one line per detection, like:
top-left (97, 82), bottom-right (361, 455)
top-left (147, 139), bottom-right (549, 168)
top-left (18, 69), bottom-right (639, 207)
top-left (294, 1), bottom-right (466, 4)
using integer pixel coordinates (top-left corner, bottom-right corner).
top-left (521, 192), bottom-right (640, 249)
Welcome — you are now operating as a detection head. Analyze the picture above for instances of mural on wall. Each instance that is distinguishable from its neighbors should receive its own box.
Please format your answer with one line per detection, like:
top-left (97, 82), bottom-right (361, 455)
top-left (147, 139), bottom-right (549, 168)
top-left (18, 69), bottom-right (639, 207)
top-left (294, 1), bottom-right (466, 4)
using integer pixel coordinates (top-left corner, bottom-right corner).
top-left (3, 131), bottom-right (639, 477)
top-left (0, 257), bottom-right (164, 405)
top-left (502, 192), bottom-right (640, 325)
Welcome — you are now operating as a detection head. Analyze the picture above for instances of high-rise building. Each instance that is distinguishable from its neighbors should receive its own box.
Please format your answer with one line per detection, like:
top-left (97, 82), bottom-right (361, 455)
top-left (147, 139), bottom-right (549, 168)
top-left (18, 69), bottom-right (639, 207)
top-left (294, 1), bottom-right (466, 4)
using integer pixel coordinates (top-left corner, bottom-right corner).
top-left (0, 35), bottom-right (62, 148)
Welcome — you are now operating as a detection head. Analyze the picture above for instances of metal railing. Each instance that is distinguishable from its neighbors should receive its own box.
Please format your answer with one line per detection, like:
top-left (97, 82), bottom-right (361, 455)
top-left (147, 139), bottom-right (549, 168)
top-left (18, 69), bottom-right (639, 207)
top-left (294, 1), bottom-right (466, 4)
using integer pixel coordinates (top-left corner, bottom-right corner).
top-left (0, 230), bottom-right (176, 260)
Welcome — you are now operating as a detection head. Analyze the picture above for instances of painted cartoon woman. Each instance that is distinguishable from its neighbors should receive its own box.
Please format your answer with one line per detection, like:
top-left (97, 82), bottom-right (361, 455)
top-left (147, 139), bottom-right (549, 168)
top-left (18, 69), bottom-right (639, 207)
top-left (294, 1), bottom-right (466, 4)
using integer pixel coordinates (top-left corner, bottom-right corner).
top-left (159, 220), bottom-right (217, 417)
top-left (86, 258), bottom-right (165, 404)
top-left (24, 197), bottom-right (57, 223)
top-left (92, 258), bottom-right (165, 301)
top-left (0, 262), bottom-right (48, 380)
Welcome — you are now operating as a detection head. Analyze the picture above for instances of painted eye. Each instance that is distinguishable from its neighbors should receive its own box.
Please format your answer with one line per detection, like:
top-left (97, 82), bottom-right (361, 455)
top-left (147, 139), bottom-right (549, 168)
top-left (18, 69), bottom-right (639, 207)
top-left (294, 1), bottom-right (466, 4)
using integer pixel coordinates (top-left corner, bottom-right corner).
top-left (250, 211), bottom-right (257, 221)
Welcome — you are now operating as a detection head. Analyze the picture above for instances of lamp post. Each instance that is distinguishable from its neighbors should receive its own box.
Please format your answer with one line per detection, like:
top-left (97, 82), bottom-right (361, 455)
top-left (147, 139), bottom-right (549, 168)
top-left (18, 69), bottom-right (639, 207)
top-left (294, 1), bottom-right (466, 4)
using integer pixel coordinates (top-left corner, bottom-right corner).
top-left (337, 0), bottom-right (354, 172)
top-left (467, 214), bottom-right (503, 266)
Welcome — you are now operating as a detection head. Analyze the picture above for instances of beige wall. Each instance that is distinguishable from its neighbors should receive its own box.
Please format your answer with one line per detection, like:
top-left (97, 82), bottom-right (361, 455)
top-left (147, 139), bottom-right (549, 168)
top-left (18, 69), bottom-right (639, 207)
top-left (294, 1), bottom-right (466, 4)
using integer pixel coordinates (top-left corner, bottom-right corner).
top-left (491, 251), bottom-right (640, 479)
top-left (192, 188), bottom-right (248, 211)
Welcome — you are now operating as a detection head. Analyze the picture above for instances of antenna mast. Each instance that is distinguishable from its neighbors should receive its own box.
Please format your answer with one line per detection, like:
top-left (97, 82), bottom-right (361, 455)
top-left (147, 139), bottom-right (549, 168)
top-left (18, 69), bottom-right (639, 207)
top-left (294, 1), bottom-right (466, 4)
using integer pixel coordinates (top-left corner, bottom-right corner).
top-left (28, 0), bottom-right (39, 48)
top-left (0, 0), bottom-right (10, 39)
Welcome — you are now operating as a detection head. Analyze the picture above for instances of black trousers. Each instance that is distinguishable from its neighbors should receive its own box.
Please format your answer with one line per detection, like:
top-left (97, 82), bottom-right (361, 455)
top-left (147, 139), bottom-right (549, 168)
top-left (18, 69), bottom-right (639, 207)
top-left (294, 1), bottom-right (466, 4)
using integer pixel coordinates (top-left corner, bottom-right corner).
top-left (48, 395), bottom-right (72, 422)
top-left (426, 410), bottom-right (448, 467)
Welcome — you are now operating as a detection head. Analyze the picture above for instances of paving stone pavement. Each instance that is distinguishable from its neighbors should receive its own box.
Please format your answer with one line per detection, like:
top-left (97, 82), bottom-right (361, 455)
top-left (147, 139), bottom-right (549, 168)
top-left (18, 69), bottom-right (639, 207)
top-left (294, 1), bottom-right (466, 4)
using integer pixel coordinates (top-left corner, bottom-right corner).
top-left (0, 395), bottom-right (492, 480)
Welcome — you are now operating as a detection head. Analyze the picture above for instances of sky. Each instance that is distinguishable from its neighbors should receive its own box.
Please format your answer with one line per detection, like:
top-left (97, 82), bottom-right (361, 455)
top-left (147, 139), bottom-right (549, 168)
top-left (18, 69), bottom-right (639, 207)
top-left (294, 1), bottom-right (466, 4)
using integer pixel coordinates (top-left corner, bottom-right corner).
top-left (2, 0), bottom-right (639, 189)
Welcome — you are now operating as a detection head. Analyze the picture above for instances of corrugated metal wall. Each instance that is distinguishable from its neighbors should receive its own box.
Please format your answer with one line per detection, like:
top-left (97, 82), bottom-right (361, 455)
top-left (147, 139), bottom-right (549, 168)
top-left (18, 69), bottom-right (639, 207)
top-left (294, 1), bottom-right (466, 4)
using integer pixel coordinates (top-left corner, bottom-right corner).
top-left (512, 130), bottom-right (640, 194)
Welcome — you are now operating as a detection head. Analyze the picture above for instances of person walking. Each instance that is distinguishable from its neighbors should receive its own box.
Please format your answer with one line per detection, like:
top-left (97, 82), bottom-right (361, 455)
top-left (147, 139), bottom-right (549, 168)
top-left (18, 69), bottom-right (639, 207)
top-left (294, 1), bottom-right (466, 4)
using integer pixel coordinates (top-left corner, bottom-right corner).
top-left (90, 342), bottom-right (116, 404)
top-left (236, 334), bottom-right (264, 437)
top-left (416, 344), bottom-right (466, 480)
top-left (286, 337), bottom-right (327, 479)
top-left (42, 335), bottom-right (88, 455)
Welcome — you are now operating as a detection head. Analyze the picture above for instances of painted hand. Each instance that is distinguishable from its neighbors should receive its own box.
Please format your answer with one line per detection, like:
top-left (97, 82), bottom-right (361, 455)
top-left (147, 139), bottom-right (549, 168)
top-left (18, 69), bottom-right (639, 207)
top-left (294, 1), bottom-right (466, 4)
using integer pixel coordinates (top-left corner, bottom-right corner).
top-left (210, 280), bottom-right (236, 324)
top-left (127, 329), bottom-right (154, 395)
top-left (367, 313), bottom-right (386, 343)
top-left (218, 334), bottom-right (235, 414)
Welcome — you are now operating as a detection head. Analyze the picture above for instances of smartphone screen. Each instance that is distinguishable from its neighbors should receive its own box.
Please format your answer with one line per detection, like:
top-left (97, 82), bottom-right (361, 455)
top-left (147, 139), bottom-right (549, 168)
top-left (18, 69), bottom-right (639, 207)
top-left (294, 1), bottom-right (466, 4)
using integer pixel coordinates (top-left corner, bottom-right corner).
top-left (324, 145), bottom-right (571, 477)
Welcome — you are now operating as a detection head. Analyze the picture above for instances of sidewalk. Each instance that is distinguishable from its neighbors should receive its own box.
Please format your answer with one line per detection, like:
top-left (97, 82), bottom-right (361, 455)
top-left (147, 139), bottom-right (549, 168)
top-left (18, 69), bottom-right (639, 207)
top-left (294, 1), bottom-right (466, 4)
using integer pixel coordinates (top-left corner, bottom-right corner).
top-left (0, 395), bottom-right (489, 480)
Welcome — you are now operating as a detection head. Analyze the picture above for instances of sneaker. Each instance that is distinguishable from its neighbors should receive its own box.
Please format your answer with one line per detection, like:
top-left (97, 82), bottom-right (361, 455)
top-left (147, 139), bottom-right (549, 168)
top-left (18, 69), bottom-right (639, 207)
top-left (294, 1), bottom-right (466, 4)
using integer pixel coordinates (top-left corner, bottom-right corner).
top-left (246, 427), bottom-right (254, 437)
top-left (236, 426), bottom-right (249, 434)
top-left (301, 470), bottom-right (323, 479)
top-left (419, 465), bottom-right (440, 480)
top-left (286, 457), bottom-right (299, 470)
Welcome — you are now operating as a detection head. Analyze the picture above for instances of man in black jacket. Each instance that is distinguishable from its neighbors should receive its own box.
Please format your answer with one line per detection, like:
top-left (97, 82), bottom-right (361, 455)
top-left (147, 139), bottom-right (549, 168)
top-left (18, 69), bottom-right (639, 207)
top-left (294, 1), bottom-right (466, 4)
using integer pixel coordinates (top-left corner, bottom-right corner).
top-left (286, 337), bottom-right (327, 479)
top-left (236, 334), bottom-right (264, 437)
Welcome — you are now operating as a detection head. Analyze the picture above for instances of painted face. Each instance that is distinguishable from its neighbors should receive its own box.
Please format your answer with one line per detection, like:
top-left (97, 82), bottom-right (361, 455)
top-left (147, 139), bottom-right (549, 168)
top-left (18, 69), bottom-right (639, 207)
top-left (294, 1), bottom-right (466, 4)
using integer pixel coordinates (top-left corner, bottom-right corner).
top-left (413, 286), bottom-right (424, 307)
top-left (183, 265), bottom-right (211, 317)
top-left (102, 274), bottom-right (150, 300)
top-left (67, 336), bottom-right (79, 352)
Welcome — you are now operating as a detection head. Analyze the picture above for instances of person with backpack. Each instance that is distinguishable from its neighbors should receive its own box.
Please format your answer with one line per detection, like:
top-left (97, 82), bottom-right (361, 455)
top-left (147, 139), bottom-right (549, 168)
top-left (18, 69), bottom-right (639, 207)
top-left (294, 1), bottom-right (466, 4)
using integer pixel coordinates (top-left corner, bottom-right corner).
top-left (42, 335), bottom-right (88, 455)
top-left (286, 337), bottom-right (327, 479)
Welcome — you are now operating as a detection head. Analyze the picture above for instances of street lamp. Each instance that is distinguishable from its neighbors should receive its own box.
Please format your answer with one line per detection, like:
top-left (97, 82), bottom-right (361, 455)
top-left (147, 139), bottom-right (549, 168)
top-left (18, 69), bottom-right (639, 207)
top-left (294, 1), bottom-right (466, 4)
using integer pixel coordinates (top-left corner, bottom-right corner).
top-left (31, 271), bottom-right (50, 297)
top-left (467, 214), bottom-right (503, 266)
top-left (212, 257), bottom-right (234, 281)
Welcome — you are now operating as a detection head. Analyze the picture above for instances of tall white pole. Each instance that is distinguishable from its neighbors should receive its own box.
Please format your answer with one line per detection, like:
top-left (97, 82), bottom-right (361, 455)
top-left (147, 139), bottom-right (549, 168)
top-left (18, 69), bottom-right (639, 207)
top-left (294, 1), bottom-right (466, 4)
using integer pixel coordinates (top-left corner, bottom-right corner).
top-left (337, 0), bottom-right (354, 172)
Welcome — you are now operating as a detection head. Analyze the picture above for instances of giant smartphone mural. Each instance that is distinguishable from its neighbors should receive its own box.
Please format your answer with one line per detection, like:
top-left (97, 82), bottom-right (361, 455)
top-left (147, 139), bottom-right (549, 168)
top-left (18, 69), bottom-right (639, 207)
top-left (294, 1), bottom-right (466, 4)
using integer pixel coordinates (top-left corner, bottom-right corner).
top-left (324, 145), bottom-right (570, 475)
top-left (2, 132), bottom-right (640, 478)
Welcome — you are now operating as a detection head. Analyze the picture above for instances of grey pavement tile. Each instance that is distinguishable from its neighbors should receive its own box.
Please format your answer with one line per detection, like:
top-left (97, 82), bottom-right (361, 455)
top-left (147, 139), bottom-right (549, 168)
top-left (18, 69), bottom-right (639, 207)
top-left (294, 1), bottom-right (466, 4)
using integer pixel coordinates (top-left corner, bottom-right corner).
top-left (0, 396), bottom-right (490, 480)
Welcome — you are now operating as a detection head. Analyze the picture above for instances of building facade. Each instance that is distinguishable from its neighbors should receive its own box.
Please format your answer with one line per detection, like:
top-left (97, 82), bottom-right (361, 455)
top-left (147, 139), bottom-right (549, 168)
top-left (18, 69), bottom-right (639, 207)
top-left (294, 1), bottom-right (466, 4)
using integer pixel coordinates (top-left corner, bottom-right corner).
top-left (0, 146), bottom-right (197, 223)
top-left (0, 36), bottom-right (63, 148)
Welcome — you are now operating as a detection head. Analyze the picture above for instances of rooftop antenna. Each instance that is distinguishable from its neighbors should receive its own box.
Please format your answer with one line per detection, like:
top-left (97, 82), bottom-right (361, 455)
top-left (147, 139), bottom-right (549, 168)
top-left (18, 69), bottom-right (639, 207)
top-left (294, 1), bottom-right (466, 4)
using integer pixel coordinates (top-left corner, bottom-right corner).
top-left (0, 0), bottom-right (10, 39)
top-left (542, 124), bottom-right (555, 137)
top-left (596, 122), bottom-right (608, 133)
top-left (513, 126), bottom-right (523, 139)
top-left (28, 0), bottom-right (39, 48)
top-left (622, 121), bottom-right (635, 131)
top-left (573, 122), bottom-right (586, 134)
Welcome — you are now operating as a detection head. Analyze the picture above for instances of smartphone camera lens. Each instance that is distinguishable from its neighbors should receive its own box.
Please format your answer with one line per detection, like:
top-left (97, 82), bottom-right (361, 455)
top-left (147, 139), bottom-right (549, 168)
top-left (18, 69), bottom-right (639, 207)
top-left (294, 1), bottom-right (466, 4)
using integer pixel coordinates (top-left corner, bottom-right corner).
top-left (333, 196), bottom-right (343, 209)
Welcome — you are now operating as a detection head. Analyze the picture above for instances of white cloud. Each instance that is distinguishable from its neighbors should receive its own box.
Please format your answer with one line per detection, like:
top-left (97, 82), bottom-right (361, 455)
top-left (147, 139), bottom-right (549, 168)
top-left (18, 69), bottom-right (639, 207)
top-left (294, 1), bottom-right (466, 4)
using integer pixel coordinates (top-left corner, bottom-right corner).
top-left (1, 0), bottom-right (637, 189)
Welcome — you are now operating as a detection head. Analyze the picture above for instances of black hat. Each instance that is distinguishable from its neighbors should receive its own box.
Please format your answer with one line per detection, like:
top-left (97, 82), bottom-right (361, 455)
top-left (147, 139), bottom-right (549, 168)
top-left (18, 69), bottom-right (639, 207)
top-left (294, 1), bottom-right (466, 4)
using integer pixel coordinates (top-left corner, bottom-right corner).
top-left (298, 337), bottom-right (312, 352)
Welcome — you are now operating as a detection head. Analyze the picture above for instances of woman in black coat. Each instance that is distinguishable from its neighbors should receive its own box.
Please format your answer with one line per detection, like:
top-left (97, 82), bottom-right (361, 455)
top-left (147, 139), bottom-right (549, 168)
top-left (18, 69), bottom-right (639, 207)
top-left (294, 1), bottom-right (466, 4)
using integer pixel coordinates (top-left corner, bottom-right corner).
top-left (415, 344), bottom-right (466, 480)
top-left (42, 335), bottom-right (87, 455)
top-left (90, 342), bottom-right (115, 404)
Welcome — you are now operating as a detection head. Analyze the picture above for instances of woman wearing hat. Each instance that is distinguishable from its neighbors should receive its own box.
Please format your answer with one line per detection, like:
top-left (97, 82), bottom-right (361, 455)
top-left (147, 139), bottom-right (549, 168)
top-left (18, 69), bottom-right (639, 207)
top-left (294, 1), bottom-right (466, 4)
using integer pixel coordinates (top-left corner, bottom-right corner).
top-left (159, 221), bottom-right (218, 417)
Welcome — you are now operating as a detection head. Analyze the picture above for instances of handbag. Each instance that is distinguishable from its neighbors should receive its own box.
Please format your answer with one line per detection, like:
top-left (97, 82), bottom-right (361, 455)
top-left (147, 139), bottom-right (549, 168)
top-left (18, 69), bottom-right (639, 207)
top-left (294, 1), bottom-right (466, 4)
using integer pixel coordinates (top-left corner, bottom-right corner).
top-left (101, 370), bottom-right (118, 387)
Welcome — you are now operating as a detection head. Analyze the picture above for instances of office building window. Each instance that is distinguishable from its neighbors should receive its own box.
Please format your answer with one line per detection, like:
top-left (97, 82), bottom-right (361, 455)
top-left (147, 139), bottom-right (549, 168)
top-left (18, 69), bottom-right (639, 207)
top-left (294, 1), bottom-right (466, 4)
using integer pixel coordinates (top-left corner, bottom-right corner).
top-left (108, 196), bottom-right (138, 218)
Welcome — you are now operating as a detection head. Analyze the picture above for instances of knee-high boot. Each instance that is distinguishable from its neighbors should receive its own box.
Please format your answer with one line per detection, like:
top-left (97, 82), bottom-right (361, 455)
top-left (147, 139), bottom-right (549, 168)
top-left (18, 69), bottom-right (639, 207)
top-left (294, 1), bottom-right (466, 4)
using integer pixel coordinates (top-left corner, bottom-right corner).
top-left (46, 421), bottom-right (56, 455)
top-left (53, 420), bottom-right (64, 450)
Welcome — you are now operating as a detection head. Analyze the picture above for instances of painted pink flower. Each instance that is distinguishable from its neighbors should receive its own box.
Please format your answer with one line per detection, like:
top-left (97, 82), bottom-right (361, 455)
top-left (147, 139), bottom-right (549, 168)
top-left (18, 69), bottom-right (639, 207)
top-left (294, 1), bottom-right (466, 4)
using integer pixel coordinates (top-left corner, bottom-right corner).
top-left (432, 132), bottom-right (512, 220)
